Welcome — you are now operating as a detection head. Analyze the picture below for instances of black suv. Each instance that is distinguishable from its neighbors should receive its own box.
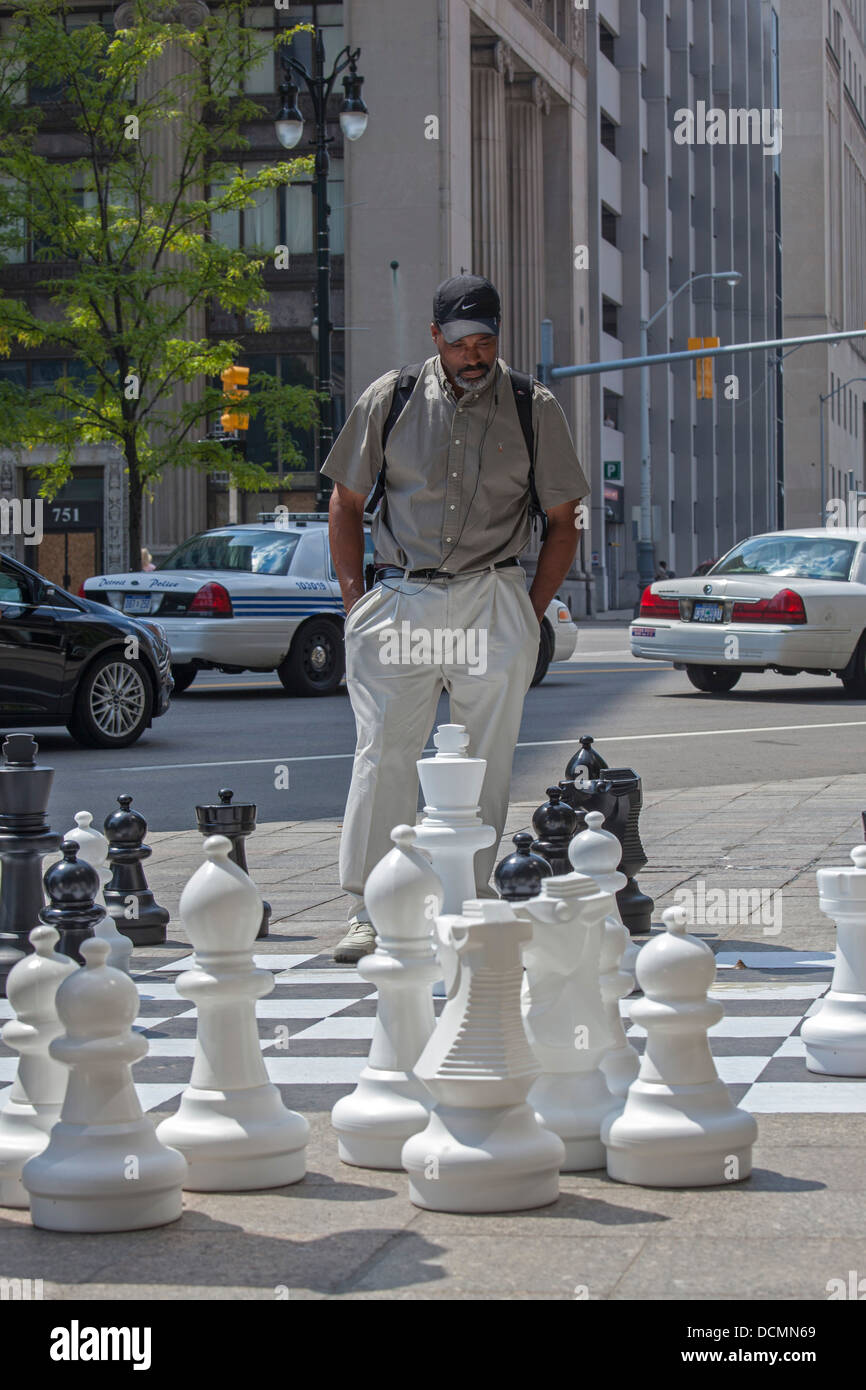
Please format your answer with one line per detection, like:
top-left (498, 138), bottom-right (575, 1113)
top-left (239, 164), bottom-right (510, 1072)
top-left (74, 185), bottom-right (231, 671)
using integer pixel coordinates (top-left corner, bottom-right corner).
top-left (0, 553), bottom-right (172, 748)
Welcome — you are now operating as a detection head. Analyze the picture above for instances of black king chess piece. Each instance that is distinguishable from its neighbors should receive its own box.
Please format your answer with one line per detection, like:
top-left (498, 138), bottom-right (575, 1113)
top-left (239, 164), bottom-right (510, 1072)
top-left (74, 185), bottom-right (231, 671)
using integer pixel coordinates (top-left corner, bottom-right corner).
top-left (103, 795), bottom-right (169, 946)
top-left (194, 789), bottom-right (270, 939)
top-left (529, 787), bottom-right (581, 877)
top-left (0, 734), bottom-right (63, 994)
top-left (41, 842), bottom-right (103, 964)
top-left (494, 831), bottom-right (553, 902)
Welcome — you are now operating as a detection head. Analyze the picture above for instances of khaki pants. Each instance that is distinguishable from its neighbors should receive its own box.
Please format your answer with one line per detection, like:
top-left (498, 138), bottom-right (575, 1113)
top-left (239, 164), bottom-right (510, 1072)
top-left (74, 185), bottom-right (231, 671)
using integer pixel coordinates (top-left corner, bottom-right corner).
top-left (339, 564), bottom-right (540, 918)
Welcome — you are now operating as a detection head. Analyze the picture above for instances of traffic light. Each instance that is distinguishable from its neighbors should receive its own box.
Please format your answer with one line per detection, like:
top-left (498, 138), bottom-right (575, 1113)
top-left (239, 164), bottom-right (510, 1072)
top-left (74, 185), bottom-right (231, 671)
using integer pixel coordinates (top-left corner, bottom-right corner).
top-left (688, 337), bottom-right (720, 399)
top-left (220, 365), bottom-right (250, 433)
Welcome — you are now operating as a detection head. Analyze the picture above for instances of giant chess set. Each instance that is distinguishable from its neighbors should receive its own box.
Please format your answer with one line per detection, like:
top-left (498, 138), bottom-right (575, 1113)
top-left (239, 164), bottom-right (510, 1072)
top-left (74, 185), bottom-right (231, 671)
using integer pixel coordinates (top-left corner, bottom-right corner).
top-left (0, 724), bottom-right (864, 1229)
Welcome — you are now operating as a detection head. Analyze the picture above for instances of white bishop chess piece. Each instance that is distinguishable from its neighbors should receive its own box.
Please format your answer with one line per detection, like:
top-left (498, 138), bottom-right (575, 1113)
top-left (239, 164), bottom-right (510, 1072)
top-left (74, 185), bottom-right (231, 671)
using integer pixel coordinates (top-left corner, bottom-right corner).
top-left (0, 925), bottom-right (77, 1207)
top-left (402, 897), bottom-right (565, 1212)
top-left (22, 937), bottom-right (187, 1230)
top-left (414, 724), bottom-right (496, 997)
top-left (602, 905), bottom-right (757, 1187)
top-left (64, 810), bottom-right (133, 975)
top-left (802, 845), bottom-right (866, 1075)
top-left (568, 811), bottom-right (641, 1098)
top-left (156, 835), bottom-right (309, 1190)
top-left (332, 825), bottom-right (443, 1168)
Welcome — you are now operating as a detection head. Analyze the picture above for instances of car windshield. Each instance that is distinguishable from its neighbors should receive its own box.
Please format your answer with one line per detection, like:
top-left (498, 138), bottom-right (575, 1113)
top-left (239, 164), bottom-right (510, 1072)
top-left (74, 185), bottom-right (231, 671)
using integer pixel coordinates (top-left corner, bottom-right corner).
top-left (157, 530), bottom-right (300, 576)
top-left (710, 536), bottom-right (858, 581)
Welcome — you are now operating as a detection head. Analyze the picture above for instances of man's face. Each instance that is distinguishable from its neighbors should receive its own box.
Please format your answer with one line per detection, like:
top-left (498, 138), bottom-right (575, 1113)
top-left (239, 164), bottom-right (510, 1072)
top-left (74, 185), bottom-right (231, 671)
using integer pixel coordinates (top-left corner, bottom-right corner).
top-left (431, 325), bottom-right (499, 394)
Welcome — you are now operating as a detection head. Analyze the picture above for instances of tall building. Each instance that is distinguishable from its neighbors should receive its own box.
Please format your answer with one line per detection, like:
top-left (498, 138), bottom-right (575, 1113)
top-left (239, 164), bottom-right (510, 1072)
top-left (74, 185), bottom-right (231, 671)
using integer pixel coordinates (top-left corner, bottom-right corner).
top-left (778, 0), bottom-right (866, 527)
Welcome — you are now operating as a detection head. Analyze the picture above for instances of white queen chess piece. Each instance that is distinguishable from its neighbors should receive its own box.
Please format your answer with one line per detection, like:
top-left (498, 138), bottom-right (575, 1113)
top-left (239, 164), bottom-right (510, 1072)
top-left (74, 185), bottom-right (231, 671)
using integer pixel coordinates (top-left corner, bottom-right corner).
top-left (0, 925), bottom-right (77, 1207)
top-left (602, 905), bottom-right (757, 1187)
top-left (802, 845), bottom-right (866, 1075)
top-left (64, 810), bottom-right (133, 975)
top-left (156, 836), bottom-right (309, 1190)
top-left (332, 825), bottom-right (443, 1168)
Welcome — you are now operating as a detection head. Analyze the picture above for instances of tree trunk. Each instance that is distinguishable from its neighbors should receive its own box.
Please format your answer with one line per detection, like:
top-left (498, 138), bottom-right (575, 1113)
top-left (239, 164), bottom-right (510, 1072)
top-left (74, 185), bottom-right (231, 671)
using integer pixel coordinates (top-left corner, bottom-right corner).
top-left (126, 436), bottom-right (142, 572)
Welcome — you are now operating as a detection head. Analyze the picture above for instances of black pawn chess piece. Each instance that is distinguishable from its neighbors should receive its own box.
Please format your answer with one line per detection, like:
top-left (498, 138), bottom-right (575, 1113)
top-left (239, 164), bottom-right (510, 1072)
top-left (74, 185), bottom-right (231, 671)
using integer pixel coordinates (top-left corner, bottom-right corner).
top-left (103, 795), bottom-right (169, 946)
top-left (494, 831), bottom-right (553, 902)
top-left (565, 733), bottom-right (609, 783)
top-left (0, 733), bottom-right (62, 994)
top-left (530, 787), bottom-right (579, 877)
top-left (194, 789), bottom-right (270, 939)
top-left (41, 842), bottom-right (103, 965)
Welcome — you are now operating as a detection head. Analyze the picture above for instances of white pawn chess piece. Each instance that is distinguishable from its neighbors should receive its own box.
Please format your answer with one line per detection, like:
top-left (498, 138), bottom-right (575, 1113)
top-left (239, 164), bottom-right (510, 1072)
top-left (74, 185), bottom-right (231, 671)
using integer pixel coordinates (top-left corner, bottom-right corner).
top-left (519, 841), bottom-right (622, 1170)
top-left (22, 937), bottom-right (187, 1230)
top-left (802, 845), bottom-right (866, 1075)
top-left (156, 836), bottom-right (309, 1190)
top-left (0, 925), bottom-right (77, 1207)
top-left (414, 724), bottom-right (496, 997)
top-left (402, 898), bottom-right (565, 1212)
top-left (332, 825), bottom-right (443, 1168)
top-left (64, 810), bottom-right (133, 975)
top-left (602, 905), bottom-right (757, 1187)
top-left (569, 811), bottom-right (641, 1098)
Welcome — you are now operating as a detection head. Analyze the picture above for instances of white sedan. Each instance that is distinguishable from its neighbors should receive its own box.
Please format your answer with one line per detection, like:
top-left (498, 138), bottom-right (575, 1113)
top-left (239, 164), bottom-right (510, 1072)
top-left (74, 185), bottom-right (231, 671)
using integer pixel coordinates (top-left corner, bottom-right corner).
top-left (630, 528), bottom-right (866, 695)
top-left (83, 516), bottom-right (577, 696)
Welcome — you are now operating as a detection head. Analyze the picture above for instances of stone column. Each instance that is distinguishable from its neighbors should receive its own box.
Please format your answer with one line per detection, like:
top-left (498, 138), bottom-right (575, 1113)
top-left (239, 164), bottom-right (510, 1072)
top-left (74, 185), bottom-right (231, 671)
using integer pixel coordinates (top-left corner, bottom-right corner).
top-left (507, 76), bottom-right (549, 374)
top-left (471, 41), bottom-right (511, 339)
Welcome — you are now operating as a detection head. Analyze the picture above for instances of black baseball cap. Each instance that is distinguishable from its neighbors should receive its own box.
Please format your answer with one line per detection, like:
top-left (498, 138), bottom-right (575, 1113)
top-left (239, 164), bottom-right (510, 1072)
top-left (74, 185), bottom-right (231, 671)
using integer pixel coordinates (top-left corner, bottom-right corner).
top-left (433, 274), bottom-right (501, 342)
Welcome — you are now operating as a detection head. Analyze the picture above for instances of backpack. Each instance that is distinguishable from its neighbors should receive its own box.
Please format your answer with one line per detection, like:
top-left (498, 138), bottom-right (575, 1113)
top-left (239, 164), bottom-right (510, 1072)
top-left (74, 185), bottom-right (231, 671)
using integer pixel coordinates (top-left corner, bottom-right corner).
top-left (364, 363), bottom-right (549, 543)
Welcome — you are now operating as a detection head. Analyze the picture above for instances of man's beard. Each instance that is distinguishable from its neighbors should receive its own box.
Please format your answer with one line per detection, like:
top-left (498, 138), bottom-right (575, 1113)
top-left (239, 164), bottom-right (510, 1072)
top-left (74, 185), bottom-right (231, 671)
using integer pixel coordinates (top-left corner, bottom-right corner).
top-left (454, 360), bottom-right (497, 393)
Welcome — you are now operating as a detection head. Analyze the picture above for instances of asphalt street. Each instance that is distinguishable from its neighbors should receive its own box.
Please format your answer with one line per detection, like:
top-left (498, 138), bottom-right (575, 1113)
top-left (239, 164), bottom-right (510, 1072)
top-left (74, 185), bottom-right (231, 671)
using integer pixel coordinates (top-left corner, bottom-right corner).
top-left (21, 623), bottom-right (866, 834)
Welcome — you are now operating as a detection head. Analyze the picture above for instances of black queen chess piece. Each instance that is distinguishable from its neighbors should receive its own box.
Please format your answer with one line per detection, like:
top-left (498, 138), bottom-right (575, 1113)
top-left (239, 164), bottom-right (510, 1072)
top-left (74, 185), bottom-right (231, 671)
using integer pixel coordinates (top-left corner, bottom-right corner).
top-left (0, 734), bottom-right (63, 995)
top-left (40, 843), bottom-right (103, 965)
top-left (530, 787), bottom-right (580, 877)
top-left (194, 789), bottom-right (270, 939)
top-left (494, 831), bottom-right (553, 902)
top-left (103, 795), bottom-right (169, 946)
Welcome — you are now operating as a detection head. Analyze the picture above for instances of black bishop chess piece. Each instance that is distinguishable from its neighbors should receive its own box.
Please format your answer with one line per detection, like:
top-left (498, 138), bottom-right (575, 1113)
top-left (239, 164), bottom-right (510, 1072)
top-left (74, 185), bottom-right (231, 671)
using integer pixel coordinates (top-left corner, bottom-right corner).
top-left (565, 734), bottom-right (609, 783)
top-left (194, 789), bottom-right (270, 939)
top-left (103, 795), bottom-right (169, 946)
top-left (494, 831), bottom-right (553, 902)
top-left (0, 734), bottom-right (63, 995)
top-left (530, 787), bottom-right (580, 877)
top-left (40, 842), bottom-right (103, 964)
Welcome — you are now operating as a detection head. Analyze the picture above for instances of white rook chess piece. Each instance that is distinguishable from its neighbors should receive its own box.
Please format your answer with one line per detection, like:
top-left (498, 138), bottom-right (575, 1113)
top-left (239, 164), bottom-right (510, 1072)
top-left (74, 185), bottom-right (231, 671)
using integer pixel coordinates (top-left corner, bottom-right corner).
top-left (569, 811), bottom-right (641, 1098)
top-left (22, 937), bottom-right (187, 1230)
top-left (414, 724), bottom-right (496, 996)
top-left (0, 925), bottom-right (76, 1207)
top-left (519, 842), bottom-right (622, 1170)
top-left (802, 845), bottom-right (866, 1075)
top-left (156, 836), bottom-right (309, 1190)
top-left (602, 906), bottom-right (757, 1187)
top-left (332, 825), bottom-right (443, 1168)
top-left (65, 811), bottom-right (133, 975)
top-left (402, 898), bottom-right (565, 1212)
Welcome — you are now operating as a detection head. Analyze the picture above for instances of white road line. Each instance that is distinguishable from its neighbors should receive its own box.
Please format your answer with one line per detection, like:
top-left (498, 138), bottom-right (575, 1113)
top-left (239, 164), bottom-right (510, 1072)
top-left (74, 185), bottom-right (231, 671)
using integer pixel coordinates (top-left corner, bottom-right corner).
top-left (103, 717), bottom-right (866, 774)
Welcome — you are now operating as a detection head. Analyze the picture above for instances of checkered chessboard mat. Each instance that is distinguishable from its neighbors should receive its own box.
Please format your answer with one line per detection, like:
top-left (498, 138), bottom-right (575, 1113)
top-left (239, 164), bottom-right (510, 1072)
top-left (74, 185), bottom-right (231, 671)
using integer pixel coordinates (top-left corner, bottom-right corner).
top-left (1, 948), bottom-right (861, 1117)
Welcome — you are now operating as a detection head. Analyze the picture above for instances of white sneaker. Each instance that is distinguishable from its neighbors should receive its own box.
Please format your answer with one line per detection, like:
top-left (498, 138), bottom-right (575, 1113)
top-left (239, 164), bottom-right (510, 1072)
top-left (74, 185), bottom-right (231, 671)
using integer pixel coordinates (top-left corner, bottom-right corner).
top-left (333, 917), bottom-right (376, 964)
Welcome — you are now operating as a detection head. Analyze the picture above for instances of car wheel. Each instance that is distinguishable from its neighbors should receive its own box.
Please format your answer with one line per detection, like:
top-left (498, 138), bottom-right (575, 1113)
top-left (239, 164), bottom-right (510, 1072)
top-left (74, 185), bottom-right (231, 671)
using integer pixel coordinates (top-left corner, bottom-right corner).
top-left (170, 663), bottom-right (197, 695)
top-left (278, 619), bottom-right (345, 696)
top-left (530, 620), bottom-right (555, 688)
top-left (686, 665), bottom-right (742, 694)
top-left (841, 634), bottom-right (866, 696)
top-left (67, 652), bottom-right (154, 748)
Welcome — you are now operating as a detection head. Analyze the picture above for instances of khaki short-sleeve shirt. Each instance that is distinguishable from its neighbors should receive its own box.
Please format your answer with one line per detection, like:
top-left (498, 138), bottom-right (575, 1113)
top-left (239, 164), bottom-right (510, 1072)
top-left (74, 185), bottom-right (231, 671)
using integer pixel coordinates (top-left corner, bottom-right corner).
top-left (320, 354), bottom-right (589, 573)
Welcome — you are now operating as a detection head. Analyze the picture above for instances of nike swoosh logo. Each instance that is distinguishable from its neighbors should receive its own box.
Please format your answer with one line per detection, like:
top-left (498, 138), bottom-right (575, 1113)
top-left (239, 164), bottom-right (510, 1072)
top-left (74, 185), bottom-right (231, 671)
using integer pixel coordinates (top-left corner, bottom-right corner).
top-left (460, 301), bottom-right (477, 311)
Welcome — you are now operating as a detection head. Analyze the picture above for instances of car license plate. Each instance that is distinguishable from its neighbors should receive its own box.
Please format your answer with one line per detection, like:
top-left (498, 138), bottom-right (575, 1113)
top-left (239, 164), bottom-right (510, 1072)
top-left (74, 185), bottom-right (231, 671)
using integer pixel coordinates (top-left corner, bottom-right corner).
top-left (693, 602), bottom-right (723, 623)
top-left (632, 627), bottom-right (656, 637)
top-left (123, 594), bottom-right (154, 615)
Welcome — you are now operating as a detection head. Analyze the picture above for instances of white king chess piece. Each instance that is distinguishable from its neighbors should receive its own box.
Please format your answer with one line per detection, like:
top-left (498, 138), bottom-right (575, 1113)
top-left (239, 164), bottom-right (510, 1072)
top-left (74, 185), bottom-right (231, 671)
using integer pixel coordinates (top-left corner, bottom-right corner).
top-left (802, 845), bottom-right (866, 1075)
top-left (602, 905), bottom-right (757, 1187)
top-left (414, 724), bottom-right (496, 997)
top-left (156, 836), bottom-right (309, 1190)
top-left (64, 810), bottom-right (133, 975)
top-left (332, 825), bottom-right (443, 1168)
top-left (0, 925), bottom-right (77, 1207)
top-left (402, 898), bottom-right (565, 1212)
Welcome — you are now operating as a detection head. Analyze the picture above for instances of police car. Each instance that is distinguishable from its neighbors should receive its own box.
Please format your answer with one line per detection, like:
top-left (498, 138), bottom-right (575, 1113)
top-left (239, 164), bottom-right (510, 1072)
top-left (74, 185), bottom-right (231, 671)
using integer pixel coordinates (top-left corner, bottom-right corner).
top-left (82, 515), bottom-right (578, 696)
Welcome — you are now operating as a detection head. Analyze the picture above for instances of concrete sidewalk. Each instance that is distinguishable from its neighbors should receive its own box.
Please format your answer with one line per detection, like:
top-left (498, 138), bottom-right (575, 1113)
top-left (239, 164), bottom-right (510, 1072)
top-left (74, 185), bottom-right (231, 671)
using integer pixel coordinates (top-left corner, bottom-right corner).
top-left (2, 772), bottom-right (865, 1301)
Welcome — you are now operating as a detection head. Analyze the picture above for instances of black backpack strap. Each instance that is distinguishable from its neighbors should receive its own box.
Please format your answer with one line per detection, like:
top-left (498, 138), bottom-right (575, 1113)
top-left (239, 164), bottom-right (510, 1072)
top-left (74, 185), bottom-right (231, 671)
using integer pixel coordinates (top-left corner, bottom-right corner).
top-left (508, 368), bottom-right (548, 543)
top-left (364, 363), bottom-right (425, 515)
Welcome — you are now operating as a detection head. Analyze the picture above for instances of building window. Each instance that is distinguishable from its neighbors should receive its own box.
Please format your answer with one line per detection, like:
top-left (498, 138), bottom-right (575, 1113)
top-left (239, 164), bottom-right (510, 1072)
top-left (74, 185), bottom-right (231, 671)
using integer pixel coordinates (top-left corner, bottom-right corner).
top-left (603, 391), bottom-right (621, 429)
top-left (601, 206), bottom-right (618, 246)
top-left (227, 353), bottom-right (318, 475)
top-left (599, 21), bottom-right (616, 63)
top-left (600, 115), bottom-right (618, 155)
top-left (602, 297), bottom-right (620, 338)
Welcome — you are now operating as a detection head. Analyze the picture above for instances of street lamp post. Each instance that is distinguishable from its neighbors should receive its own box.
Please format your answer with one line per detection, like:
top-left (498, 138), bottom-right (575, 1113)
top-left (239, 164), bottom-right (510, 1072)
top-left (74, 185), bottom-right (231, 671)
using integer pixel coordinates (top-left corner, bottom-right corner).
top-left (276, 32), bottom-right (368, 508)
top-left (819, 376), bottom-right (866, 524)
top-left (637, 270), bottom-right (742, 599)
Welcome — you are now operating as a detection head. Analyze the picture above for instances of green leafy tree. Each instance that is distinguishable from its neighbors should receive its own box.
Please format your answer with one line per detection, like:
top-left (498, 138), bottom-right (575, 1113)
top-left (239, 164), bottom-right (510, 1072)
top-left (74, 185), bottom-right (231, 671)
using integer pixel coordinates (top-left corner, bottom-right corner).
top-left (0, 0), bottom-right (320, 565)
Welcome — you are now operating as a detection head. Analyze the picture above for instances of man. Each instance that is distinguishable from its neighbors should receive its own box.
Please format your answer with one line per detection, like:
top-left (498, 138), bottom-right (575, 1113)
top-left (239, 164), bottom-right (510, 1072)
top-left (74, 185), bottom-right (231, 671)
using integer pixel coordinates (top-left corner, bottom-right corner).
top-left (322, 274), bottom-right (589, 962)
top-left (655, 560), bottom-right (676, 580)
